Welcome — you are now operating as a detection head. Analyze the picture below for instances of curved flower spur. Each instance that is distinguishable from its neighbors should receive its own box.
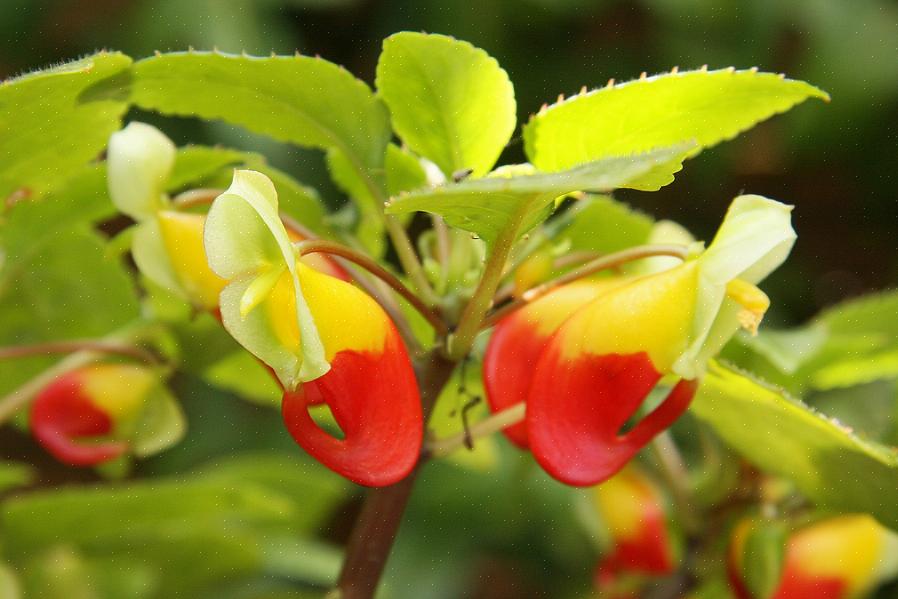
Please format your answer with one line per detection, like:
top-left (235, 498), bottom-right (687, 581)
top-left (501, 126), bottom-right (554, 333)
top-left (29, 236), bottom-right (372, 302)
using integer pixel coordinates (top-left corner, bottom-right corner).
top-left (484, 195), bottom-right (796, 486)
top-left (204, 170), bottom-right (423, 487)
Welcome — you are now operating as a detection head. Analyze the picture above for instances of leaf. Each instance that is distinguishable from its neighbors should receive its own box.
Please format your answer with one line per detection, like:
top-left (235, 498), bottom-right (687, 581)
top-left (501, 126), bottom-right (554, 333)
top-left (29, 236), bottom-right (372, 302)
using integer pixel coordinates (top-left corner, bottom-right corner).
top-left (0, 164), bottom-right (113, 262)
top-left (202, 350), bottom-right (282, 406)
top-left (0, 229), bottom-right (140, 396)
top-left (557, 195), bottom-right (654, 255)
top-left (811, 350), bottom-right (898, 391)
top-left (523, 68), bottom-right (829, 173)
top-left (166, 145), bottom-right (249, 191)
top-left (819, 289), bottom-right (898, 340)
top-left (1, 452), bottom-right (346, 559)
top-left (376, 32), bottom-right (516, 177)
top-left (385, 144), bottom-right (692, 246)
top-left (131, 51), bottom-right (391, 193)
top-left (0, 52), bottom-right (132, 200)
top-left (691, 362), bottom-right (898, 529)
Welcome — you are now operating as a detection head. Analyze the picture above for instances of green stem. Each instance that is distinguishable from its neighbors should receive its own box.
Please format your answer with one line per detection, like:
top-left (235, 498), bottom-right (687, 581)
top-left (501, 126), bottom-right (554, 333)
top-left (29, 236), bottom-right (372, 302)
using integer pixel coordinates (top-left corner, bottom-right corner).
top-left (385, 216), bottom-right (439, 306)
top-left (447, 204), bottom-right (530, 360)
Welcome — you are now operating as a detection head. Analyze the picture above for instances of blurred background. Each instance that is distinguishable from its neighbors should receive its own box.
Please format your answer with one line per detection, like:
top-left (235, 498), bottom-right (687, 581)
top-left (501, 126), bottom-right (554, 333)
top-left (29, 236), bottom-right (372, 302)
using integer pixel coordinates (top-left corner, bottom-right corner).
top-left (1, 1), bottom-right (896, 598)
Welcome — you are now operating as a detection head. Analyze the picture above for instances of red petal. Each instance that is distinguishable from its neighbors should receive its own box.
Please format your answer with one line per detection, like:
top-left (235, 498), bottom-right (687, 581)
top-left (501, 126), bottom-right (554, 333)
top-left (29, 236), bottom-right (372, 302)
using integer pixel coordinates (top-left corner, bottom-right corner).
top-left (281, 324), bottom-right (422, 487)
top-left (483, 282), bottom-right (609, 448)
top-left (482, 315), bottom-right (547, 448)
top-left (528, 350), bottom-right (696, 486)
top-left (30, 372), bottom-right (127, 467)
top-left (773, 574), bottom-right (845, 599)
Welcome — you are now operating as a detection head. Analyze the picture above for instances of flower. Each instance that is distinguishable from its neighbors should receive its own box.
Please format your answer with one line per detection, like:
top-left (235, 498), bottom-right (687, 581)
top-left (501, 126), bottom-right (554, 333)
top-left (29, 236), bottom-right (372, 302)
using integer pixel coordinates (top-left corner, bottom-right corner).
top-left (107, 122), bottom-right (344, 312)
top-left (484, 195), bottom-right (796, 485)
top-left (30, 364), bottom-right (184, 466)
top-left (593, 465), bottom-right (679, 590)
top-left (108, 122), bottom-right (226, 310)
top-left (728, 515), bottom-right (898, 599)
top-left (204, 170), bottom-right (422, 487)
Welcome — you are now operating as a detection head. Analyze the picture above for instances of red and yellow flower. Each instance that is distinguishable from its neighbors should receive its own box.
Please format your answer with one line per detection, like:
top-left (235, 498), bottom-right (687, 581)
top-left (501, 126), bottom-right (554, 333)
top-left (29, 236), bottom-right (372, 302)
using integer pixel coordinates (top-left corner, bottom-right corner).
top-left (729, 515), bottom-right (898, 599)
top-left (109, 124), bottom-right (419, 486)
top-left (30, 364), bottom-right (184, 466)
top-left (204, 170), bottom-right (422, 487)
top-left (592, 465), bottom-right (679, 591)
top-left (484, 196), bottom-right (796, 485)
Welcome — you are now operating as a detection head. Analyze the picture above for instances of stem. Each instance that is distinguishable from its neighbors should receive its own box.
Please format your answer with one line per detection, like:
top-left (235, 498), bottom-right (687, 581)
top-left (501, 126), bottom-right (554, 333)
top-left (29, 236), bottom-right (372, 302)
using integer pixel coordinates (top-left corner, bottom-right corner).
top-left (425, 402), bottom-right (525, 458)
top-left (0, 340), bottom-right (159, 365)
top-left (333, 353), bottom-right (456, 599)
top-left (295, 239), bottom-right (448, 336)
top-left (482, 244), bottom-right (689, 329)
top-left (385, 216), bottom-right (439, 307)
top-left (649, 432), bottom-right (700, 534)
top-left (448, 204), bottom-right (531, 360)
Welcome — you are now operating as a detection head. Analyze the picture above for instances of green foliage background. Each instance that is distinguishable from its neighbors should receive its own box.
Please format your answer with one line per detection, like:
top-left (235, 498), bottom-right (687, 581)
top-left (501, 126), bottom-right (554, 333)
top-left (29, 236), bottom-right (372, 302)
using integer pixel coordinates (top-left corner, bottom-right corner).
top-left (1, 2), bottom-right (897, 599)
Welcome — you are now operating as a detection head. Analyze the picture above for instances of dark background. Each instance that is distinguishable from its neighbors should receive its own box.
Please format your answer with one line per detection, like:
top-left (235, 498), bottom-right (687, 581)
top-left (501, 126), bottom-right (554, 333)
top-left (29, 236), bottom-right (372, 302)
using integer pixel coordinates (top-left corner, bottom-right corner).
top-left (2, 0), bottom-right (896, 321)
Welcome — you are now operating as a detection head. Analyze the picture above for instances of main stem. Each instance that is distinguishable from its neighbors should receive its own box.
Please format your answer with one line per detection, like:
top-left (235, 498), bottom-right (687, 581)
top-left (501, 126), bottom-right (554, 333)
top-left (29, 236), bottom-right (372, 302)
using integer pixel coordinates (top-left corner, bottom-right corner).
top-left (333, 352), bottom-right (456, 599)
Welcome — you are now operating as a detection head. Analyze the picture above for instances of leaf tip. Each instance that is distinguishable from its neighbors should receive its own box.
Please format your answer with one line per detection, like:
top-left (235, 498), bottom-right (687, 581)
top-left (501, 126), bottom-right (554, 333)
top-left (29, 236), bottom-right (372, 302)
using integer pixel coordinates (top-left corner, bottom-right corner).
top-left (639, 71), bottom-right (647, 80)
top-left (606, 78), bottom-right (615, 88)
top-left (670, 66), bottom-right (679, 74)
top-left (700, 64), bottom-right (708, 72)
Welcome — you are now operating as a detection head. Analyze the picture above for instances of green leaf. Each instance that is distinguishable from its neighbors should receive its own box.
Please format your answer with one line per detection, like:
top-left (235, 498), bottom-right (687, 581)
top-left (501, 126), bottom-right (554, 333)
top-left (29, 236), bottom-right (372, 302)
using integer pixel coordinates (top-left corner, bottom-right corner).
top-left (691, 362), bottom-right (898, 529)
top-left (376, 32), bottom-right (516, 178)
top-left (0, 229), bottom-right (140, 396)
top-left (557, 195), bottom-right (654, 255)
top-left (0, 52), bottom-right (132, 200)
top-left (385, 144), bottom-right (692, 246)
top-left (819, 289), bottom-right (898, 341)
top-left (166, 145), bottom-right (249, 191)
top-left (131, 51), bottom-right (390, 194)
top-left (811, 350), bottom-right (898, 390)
top-left (523, 68), bottom-right (829, 172)
top-left (0, 164), bottom-right (113, 262)
top-left (202, 350), bottom-right (282, 406)
top-left (1, 452), bottom-right (346, 562)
